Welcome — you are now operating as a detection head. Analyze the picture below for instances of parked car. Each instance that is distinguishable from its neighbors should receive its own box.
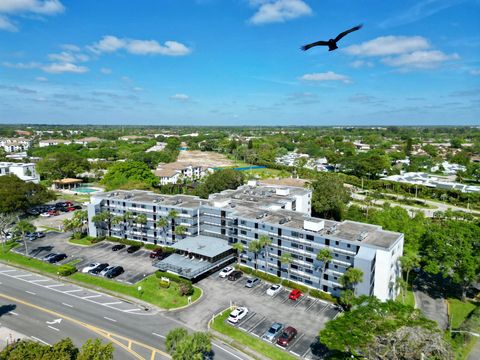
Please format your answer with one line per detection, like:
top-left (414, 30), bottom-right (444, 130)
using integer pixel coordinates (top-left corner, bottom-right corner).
top-left (81, 263), bottom-right (101, 273)
top-left (43, 253), bottom-right (57, 261)
top-left (40, 212), bottom-right (51, 218)
top-left (266, 284), bottom-right (282, 296)
top-left (227, 307), bottom-right (249, 324)
top-left (34, 232), bottom-right (45, 238)
top-left (48, 253), bottom-right (67, 263)
top-left (26, 233), bottom-right (37, 241)
top-left (276, 326), bottom-right (297, 347)
top-left (47, 210), bottom-right (60, 216)
top-left (219, 266), bottom-right (235, 278)
top-left (73, 205), bottom-right (82, 210)
top-left (65, 201), bottom-right (73, 207)
top-left (105, 266), bottom-right (124, 279)
top-left (262, 322), bottom-right (284, 342)
top-left (228, 270), bottom-right (242, 281)
top-left (111, 244), bottom-right (126, 251)
top-left (149, 248), bottom-right (163, 259)
top-left (245, 277), bottom-right (260, 288)
top-left (89, 263), bottom-right (109, 274)
top-left (288, 289), bottom-right (302, 301)
top-left (100, 265), bottom-right (116, 276)
top-left (126, 245), bottom-right (140, 253)
top-left (66, 207), bottom-right (76, 212)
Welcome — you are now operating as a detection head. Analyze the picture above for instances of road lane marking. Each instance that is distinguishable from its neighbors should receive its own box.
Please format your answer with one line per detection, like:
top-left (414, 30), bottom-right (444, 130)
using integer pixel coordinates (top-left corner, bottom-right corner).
top-left (47, 325), bottom-right (60, 331)
top-left (123, 308), bottom-right (141, 313)
top-left (81, 295), bottom-right (102, 299)
top-left (62, 303), bottom-right (73, 308)
top-left (212, 343), bottom-right (246, 360)
top-left (29, 279), bottom-right (50, 283)
top-left (101, 301), bottom-right (121, 306)
top-left (103, 316), bottom-right (117, 322)
top-left (31, 336), bottom-right (50, 345)
top-left (10, 311), bottom-right (18, 316)
top-left (46, 284), bottom-right (65, 288)
top-left (152, 332), bottom-right (166, 339)
top-left (25, 291), bottom-right (36, 295)
top-left (13, 274), bottom-right (34, 278)
top-left (63, 289), bottom-right (83, 293)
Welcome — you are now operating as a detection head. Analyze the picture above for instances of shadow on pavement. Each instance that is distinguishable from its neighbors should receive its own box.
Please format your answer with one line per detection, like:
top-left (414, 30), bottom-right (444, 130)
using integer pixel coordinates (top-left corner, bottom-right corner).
top-left (0, 304), bottom-right (17, 317)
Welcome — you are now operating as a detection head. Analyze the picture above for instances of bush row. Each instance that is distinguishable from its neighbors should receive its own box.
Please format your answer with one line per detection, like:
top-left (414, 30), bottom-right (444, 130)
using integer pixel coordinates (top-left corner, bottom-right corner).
top-left (57, 264), bottom-right (77, 276)
top-left (237, 265), bottom-right (336, 303)
top-left (105, 236), bottom-right (144, 247)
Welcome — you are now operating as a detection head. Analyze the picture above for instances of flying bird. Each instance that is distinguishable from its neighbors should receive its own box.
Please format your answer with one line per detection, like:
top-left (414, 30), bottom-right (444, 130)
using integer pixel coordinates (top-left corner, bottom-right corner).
top-left (301, 24), bottom-right (363, 52)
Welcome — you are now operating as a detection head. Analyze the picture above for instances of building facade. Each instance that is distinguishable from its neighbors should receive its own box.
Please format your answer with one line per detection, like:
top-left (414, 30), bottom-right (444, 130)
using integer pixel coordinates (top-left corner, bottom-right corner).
top-left (0, 162), bottom-right (40, 183)
top-left (88, 182), bottom-right (403, 301)
top-left (0, 138), bottom-right (32, 153)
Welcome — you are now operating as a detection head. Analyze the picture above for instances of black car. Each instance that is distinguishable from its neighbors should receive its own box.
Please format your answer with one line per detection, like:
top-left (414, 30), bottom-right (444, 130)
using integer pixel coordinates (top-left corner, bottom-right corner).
top-left (73, 205), bottom-right (82, 210)
top-left (90, 263), bottom-right (109, 274)
top-left (228, 270), bottom-right (243, 281)
top-left (126, 245), bottom-right (140, 253)
top-left (48, 253), bottom-right (67, 263)
top-left (34, 232), bottom-right (45, 238)
top-left (112, 244), bottom-right (126, 251)
top-left (105, 266), bottom-right (124, 278)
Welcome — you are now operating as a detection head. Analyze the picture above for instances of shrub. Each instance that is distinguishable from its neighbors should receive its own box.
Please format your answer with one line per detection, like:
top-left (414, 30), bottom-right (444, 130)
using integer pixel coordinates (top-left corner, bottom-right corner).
top-left (281, 279), bottom-right (309, 293)
top-left (57, 264), bottom-right (77, 276)
top-left (237, 265), bottom-right (282, 284)
top-left (105, 236), bottom-right (144, 247)
top-left (178, 282), bottom-right (194, 296)
top-left (309, 289), bottom-right (337, 303)
top-left (159, 280), bottom-right (170, 288)
top-left (156, 271), bottom-right (191, 285)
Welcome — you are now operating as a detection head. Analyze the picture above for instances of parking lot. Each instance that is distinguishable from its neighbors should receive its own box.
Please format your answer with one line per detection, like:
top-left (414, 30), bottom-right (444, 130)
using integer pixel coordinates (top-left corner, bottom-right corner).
top-left (13, 231), bottom-right (158, 284)
top-left (170, 270), bottom-right (339, 359)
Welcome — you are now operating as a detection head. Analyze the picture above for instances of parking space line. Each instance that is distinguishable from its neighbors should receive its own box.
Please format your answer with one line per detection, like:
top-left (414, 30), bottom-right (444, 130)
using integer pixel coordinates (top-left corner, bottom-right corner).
top-left (247, 316), bottom-right (265, 332)
top-left (103, 316), bottom-right (117, 322)
top-left (10, 311), bottom-right (18, 316)
top-left (25, 291), bottom-right (36, 295)
top-left (63, 289), bottom-right (83, 293)
top-left (302, 347), bottom-right (312, 358)
top-left (0, 270), bottom-right (17, 273)
top-left (288, 333), bottom-right (304, 351)
top-left (305, 298), bottom-right (318, 311)
top-left (123, 308), bottom-right (141, 313)
top-left (81, 295), bottom-right (102, 299)
top-left (31, 336), bottom-right (50, 346)
top-left (152, 332), bottom-right (166, 339)
top-left (101, 301), bottom-right (122, 306)
top-left (62, 303), bottom-right (74, 308)
top-left (46, 284), bottom-right (65, 288)
top-left (280, 295), bottom-right (290, 304)
top-left (13, 274), bottom-right (35, 278)
top-left (293, 296), bottom-right (306, 308)
top-left (29, 279), bottom-right (50, 283)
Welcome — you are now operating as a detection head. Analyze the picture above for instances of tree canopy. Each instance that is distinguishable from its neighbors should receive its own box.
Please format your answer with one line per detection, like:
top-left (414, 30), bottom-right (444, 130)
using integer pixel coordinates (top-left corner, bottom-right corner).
top-left (101, 161), bottom-right (158, 191)
top-left (165, 328), bottom-right (211, 360)
top-left (36, 152), bottom-right (90, 180)
top-left (194, 169), bottom-right (244, 199)
top-left (311, 174), bottom-right (350, 220)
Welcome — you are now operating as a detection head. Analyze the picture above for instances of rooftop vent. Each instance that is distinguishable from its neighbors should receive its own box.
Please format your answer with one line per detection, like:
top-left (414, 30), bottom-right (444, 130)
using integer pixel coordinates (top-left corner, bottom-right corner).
top-left (247, 180), bottom-right (257, 187)
top-left (357, 231), bottom-right (368, 241)
top-left (276, 188), bottom-right (290, 196)
top-left (256, 212), bottom-right (268, 219)
top-left (304, 219), bottom-right (325, 232)
top-left (279, 216), bottom-right (291, 225)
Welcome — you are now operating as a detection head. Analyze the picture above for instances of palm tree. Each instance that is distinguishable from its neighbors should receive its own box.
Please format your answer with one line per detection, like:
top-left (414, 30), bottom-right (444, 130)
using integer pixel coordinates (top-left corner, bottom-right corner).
top-left (316, 248), bottom-right (333, 290)
top-left (174, 225), bottom-right (187, 239)
top-left (232, 243), bottom-right (244, 268)
top-left (168, 209), bottom-right (179, 242)
top-left (400, 252), bottom-right (420, 286)
top-left (14, 220), bottom-right (35, 256)
top-left (156, 217), bottom-right (169, 244)
top-left (135, 213), bottom-right (148, 239)
top-left (248, 240), bottom-right (261, 270)
top-left (91, 211), bottom-right (113, 236)
top-left (396, 277), bottom-right (408, 304)
top-left (339, 268), bottom-right (364, 295)
top-left (258, 235), bottom-right (272, 273)
top-left (280, 252), bottom-right (293, 279)
top-left (0, 212), bottom-right (16, 252)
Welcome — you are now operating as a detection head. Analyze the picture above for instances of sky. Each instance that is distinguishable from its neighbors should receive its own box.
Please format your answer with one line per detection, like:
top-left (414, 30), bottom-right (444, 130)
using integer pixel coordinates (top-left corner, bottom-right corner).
top-left (0, 0), bottom-right (479, 126)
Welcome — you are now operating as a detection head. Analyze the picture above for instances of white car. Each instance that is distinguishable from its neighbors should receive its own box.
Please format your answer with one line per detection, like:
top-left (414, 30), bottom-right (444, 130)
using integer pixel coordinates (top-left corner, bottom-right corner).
top-left (81, 263), bottom-right (101, 274)
top-left (100, 265), bottom-right (115, 276)
top-left (227, 307), bottom-right (248, 324)
top-left (219, 266), bottom-right (235, 278)
top-left (266, 284), bottom-right (282, 297)
top-left (40, 212), bottom-right (51, 217)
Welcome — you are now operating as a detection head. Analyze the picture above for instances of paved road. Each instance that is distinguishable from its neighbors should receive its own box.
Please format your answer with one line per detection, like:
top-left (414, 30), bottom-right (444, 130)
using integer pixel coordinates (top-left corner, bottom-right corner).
top-left (0, 263), bottom-right (250, 360)
top-left (467, 338), bottom-right (480, 360)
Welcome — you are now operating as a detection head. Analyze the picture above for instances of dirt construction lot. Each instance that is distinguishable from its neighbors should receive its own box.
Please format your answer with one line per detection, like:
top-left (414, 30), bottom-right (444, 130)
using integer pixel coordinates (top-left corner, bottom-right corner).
top-left (176, 150), bottom-right (235, 168)
top-left (14, 232), bottom-right (158, 284)
top-left (169, 270), bottom-right (339, 359)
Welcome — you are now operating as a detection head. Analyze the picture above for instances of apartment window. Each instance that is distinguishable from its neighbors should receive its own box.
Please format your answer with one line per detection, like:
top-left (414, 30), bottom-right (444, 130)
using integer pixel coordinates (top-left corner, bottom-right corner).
top-left (306, 257), bottom-right (313, 263)
top-left (306, 246), bottom-right (314, 252)
top-left (291, 231), bottom-right (299, 237)
top-left (346, 256), bottom-right (350, 260)
top-left (240, 220), bottom-right (246, 225)
top-left (334, 265), bottom-right (338, 269)
top-left (241, 240), bottom-right (247, 245)
top-left (132, 203), bottom-right (137, 207)
top-left (291, 243), bottom-right (299, 248)
top-left (306, 234), bottom-right (314, 241)
top-left (335, 241), bottom-right (339, 246)
top-left (291, 264), bottom-right (298, 270)
top-left (325, 239), bottom-right (330, 246)
top-left (334, 253), bottom-right (338, 257)
top-left (305, 279), bottom-right (312, 285)
top-left (305, 269), bottom-right (313, 274)
top-left (347, 244), bottom-right (351, 248)
top-left (240, 230), bottom-right (247, 235)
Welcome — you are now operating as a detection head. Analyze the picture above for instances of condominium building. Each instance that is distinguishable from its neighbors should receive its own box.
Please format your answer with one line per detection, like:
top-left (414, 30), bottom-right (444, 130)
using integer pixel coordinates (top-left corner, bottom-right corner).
top-left (88, 182), bottom-right (403, 301)
top-left (154, 163), bottom-right (212, 185)
top-left (38, 139), bottom-right (72, 147)
top-left (0, 138), bottom-right (32, 153)
top-left (0, 162), bottom-right (40, 183)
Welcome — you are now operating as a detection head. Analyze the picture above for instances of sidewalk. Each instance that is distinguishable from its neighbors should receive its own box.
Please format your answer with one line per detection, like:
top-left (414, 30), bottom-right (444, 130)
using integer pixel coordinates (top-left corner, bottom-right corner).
top-left (0, 326), bottom-right (29, 350)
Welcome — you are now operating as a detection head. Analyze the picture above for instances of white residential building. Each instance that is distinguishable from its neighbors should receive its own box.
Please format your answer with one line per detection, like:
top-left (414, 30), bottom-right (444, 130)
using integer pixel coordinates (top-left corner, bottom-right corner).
top-left (0, 138), bottom-right (32, 153)
top-left (0, 162), bottom-right (40, 183)
top-left (154, 163), bottom-right (212, 185)
top-left (39, 139), bottom-right (72, 147)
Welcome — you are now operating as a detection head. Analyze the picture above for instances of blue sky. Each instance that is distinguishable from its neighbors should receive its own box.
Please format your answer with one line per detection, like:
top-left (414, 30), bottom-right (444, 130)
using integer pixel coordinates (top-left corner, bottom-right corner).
top-left (0, 0), bottom-right (479, 126)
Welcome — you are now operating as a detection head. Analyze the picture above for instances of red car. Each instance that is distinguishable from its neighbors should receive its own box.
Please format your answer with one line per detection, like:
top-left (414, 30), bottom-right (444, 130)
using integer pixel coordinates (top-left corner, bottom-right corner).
top-left (149, 248), bottom-right (163, 259)
top-left (47, 210), bottom-right (60, 216)
top-left (288, 289), bottom-right (302, 301)
top-left (66, 207), bottom-right (76, 212)
top-left (65, 201), bottom-right (73, 207)
top-left (277, 326), bottom-right (297, 347)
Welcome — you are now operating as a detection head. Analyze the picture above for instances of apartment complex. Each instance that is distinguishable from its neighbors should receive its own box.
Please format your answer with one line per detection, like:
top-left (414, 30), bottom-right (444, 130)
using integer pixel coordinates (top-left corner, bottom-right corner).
top-left (0, 162), bottom-right (40, 183)
top-left (154, 163), bottom-right (212, 185)
top-left (88, 182), bottom-right (403, 301)
top-left (39, 139), bottom-right (72, 147)
top-left (0, 138), bottom-right (32, 153)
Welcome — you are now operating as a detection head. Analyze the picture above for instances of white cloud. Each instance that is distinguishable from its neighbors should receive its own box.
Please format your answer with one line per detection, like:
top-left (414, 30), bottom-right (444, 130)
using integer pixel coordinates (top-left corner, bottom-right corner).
top-left (344, 36), bottom-right (430, 56)
top-left (0, 0), bottom-right (64, 32)
top-left (89, 35), bottom-right (191, 56)
top-left (382, 50), bottom-right (460, 69)
top-left (41, 62), bottom-right (88, 74)
top-left (170, 93), bottom-right (190, 101)
top-left (35, 76), bottom-right (48, 81)
top-left (132, 87), bottom-right (143, 92)
top-left (0, 0), bottom-right (64, 15)
top-left (2, 61), bottom-right (41, 69)
top-left (100, 67), bottom-right (112, 74)
top-left (61, 44), bottom-right (80, 52)
top-left (48, 51), bottom-right (89, 63)
top-left (470, 69), bottom-right (480, 76)
top-left (300, 71), bottom-right (351, 84)
top-left (0, 14), bottom-right (17, 31)
top-left (349, 60), bottom-right (373, 68)
top-left (249, 0), bottom-right (312, 25)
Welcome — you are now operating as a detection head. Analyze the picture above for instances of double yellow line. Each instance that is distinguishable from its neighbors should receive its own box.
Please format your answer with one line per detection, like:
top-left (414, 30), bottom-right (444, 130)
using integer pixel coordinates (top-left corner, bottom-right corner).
top-left (0, 293), bottom-right (170, 360)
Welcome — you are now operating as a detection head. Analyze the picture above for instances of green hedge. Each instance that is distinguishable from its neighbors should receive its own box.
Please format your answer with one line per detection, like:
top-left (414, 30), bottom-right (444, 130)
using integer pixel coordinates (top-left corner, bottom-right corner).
top-left (155, 271), bottom-right (191, 285)
top-left (281, 279), bottom-right (309, 293)
top-left (105, 236), bottom-right (144, 247)
top-left (309, 289), bottom-right (337, 303)
top-left (238, 265), bottom-right (282, 284)
top-left (57, 264), bottom-right (77, 276)
top-left (144, 244), bottom-right (175, 252)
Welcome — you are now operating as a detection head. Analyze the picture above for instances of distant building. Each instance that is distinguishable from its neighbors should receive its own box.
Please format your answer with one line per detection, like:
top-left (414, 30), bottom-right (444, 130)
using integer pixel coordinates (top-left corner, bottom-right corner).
top-left (0, 162), bottom-right (40, 183)
top-left (384, 172), bottom-right (480, 193)
top-left (74, 137), bottom-right (101, 146)
top-left (119, 135), bottom-right (150, 141)
top-left (430, 161), bottom-right (466, 175)
top-left (154, 163), bottom-right (212, 185)
top-left (39, 139), bottom-right (72, 147)
top-left (146, 142), bottom-right (167, 152)
top-left (0, 138), bottom-right (32, 153)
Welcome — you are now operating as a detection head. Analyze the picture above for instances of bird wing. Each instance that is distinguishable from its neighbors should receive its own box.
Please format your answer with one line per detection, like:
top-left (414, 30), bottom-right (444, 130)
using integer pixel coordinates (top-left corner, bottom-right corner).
top-left (300, 40), bottom-right (329, 51)
top-left (334, 24), bottom-right (363, 43)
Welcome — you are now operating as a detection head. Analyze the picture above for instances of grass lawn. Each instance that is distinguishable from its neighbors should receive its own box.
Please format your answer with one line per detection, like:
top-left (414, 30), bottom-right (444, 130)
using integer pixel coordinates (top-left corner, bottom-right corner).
top-left (448, 298), bottom-right (477, 329)
top-left (55, 191), bottom-right (91, 203)
top-left (71, 273), bottom-right (201, 309)
top-left (0, 243), bottom-right (201, 310)
top-left (211, 310), bottom-right (296, 360)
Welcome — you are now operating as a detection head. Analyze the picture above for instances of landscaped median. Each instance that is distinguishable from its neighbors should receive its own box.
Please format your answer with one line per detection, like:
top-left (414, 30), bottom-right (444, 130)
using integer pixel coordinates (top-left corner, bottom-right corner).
top-left (0, 241), bottom-right (201, 310)
top-left (209, 307), bottom-right (296, 360)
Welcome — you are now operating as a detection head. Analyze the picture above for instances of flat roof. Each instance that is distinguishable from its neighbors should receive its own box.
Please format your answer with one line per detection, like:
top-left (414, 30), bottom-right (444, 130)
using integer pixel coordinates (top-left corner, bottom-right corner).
top-left (171, 235), bottom-right (232, 257)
